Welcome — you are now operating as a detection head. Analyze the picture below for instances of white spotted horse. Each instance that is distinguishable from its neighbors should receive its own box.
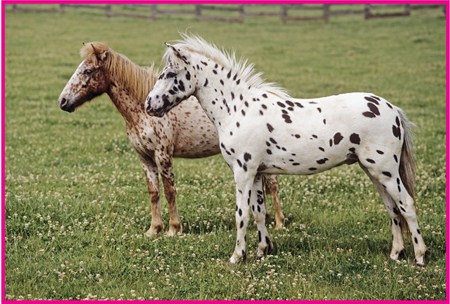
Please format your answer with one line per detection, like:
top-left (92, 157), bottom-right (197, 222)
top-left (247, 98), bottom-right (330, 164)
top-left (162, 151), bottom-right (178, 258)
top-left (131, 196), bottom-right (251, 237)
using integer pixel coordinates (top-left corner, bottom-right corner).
top-left (58, 42), bottom-right (284, 237)
top-left (145, 34), bottom-right (427, 266)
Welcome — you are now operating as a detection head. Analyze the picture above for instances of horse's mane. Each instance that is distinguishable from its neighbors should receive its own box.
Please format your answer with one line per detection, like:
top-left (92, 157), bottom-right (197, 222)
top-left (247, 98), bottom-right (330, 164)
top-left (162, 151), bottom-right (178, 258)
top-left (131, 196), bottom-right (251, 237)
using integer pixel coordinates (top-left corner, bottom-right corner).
top-left (80, 42), bottom-right (159, 104)
top-left (164, 34), bottom-right (289, 99)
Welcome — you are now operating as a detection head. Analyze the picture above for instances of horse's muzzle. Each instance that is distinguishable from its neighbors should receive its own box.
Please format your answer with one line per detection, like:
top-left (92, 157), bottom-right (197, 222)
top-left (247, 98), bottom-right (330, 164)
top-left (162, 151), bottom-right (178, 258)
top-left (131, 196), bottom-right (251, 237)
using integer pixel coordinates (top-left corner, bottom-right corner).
top-left (59, 97), bottom-right (75, 113)
top-left (145, 96), bottom-right (165, 117)
top-left (146, 107), bottom-right (165, 118)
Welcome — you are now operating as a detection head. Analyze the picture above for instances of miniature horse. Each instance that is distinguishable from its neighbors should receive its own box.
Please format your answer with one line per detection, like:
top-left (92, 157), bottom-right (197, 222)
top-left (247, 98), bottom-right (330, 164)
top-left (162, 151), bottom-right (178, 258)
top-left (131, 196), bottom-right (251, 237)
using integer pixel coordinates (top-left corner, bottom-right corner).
top-left (58, 42), bottom-right (284, 236)
top-left (145, 34), bottom-right (427, 266)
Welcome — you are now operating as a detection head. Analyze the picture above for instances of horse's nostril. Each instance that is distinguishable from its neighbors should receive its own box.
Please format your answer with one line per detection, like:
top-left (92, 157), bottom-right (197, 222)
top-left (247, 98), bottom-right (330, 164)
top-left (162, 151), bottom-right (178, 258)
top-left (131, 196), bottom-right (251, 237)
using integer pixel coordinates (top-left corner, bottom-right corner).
top-left (60, 98), bottom-right (67, 106)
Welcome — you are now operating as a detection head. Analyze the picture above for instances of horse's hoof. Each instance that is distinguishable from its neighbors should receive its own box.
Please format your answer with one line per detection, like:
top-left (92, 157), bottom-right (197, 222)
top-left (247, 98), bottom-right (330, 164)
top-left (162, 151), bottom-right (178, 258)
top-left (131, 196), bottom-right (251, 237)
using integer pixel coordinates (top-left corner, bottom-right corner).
top-left (414, 260), bottom-right (425, 267)
top-left (144, 229), bottom-right (161, 238)
top-left (227, 259), bottom-right (242, 266)
top-left (389, 248), bottom-right (406, 261)
top-left (145, 224), bottom-right (164, 237)
top-left (227, 254), bottom-right (246, 265)
top-left (264, 239), bottom-right (274, 255)
top-left (274, 223), bottom-right (283, 230)
top-left (144, 232), bottom-right (159, 238)
top-left (165, 230), bottom-right (181, 237)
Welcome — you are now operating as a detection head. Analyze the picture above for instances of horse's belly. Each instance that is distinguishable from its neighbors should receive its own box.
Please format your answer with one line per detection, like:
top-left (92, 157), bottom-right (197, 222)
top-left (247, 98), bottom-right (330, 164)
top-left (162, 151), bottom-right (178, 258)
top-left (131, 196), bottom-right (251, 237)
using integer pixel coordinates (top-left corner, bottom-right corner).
top-left (171, 96), bottom-right (221, 158)
top-left (257, 152), bottom-right (350, 176)
top-left (172, 121), bottom-right (221, 158)
top-left (173, 139), bottom-right (220, 158)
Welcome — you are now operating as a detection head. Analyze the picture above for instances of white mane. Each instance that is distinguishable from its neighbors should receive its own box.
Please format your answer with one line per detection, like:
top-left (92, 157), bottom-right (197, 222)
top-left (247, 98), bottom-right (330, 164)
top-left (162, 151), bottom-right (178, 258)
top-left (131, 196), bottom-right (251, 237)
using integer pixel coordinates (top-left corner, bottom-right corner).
top-left (164, 34), bottom-right (290, 99)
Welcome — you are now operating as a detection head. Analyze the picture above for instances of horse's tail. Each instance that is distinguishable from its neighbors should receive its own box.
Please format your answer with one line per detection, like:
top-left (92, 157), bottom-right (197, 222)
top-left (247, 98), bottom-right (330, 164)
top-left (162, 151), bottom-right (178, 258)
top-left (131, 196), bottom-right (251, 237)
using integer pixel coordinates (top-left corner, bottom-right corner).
top-left (398, 109), bottom-right (416, 201)
top-left (398, 109), bottom-right (417, 238)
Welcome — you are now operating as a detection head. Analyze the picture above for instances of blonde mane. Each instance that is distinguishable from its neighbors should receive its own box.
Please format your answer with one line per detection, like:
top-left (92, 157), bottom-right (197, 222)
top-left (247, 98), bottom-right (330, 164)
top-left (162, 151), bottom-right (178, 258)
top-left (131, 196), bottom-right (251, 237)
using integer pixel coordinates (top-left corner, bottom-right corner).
top-left (80, 42), bottom-right (159, 103)
top-left (164, 34), bottom-right (289, 99)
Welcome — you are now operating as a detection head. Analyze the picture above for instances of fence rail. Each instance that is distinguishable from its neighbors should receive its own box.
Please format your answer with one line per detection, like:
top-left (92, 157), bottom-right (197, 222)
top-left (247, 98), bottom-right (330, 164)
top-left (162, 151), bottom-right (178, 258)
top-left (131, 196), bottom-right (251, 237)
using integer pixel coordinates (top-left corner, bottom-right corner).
top-left (11, 4), bottom-right (63, 13)
top-left (364, 4), bottom-right (411, 19)
top-left (60, 4), bottom-right (109, 10)
top-left (196, 4), bottom-right (244, 22)
top-left (10, 4), bottom-right (446, 22)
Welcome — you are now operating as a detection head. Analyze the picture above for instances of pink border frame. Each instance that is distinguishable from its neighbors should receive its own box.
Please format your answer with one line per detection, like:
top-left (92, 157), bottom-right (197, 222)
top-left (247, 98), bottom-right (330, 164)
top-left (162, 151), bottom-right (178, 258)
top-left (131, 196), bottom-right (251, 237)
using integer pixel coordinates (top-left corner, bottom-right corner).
top-left (1, 0), bottom-right (448, 303)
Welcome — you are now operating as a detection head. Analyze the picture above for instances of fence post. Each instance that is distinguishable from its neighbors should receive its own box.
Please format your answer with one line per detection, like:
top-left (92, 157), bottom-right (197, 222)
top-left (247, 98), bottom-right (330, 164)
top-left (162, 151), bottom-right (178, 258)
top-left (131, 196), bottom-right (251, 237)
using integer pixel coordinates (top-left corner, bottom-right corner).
top-left (281, 4), bottom-right (288, 23)
top-left (195, 4), bottom-right (201, 20)
top-left (405, 4), bottom-right (411, 15)
top-left (364, 4), bottom-right (371, 19)
top-left (151, 4), bottom-right (157, 19)
top-left (105, 4), bottom-right (111, 17)
top-left (323, 4), bottom-right (330, 21)
top-left (239, 4), bottom-right (244, 20)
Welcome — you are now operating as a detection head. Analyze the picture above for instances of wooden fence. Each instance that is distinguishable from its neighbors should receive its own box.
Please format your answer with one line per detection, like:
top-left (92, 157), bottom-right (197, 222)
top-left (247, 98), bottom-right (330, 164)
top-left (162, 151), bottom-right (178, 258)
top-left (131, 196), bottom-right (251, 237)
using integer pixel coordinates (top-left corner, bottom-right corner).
top-left (11, 4), bottom-right (446, 22)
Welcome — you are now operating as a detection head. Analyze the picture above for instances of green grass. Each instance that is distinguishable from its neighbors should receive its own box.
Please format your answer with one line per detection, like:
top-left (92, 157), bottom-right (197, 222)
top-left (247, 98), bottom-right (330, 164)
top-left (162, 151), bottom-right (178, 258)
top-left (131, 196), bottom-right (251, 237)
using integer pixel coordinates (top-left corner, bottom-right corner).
top-left (4, 4), bottom-right (447, 301)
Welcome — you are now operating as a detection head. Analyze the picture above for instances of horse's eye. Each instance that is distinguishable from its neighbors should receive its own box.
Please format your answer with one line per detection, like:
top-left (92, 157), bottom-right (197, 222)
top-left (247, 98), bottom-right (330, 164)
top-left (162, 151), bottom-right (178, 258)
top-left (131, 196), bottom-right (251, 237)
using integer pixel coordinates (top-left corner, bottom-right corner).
top-left (84, 69), bottom-right (93, 75)
top-left (166, 72), bottom-right (177, 78)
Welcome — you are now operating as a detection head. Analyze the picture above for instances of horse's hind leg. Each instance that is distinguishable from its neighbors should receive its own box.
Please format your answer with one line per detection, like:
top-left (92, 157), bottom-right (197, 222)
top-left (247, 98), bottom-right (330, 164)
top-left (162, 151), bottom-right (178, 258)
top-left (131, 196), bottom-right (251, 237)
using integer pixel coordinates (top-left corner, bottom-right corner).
top-left (156, 151), bottom-right (182, 236)
top-left (382, 174), bottom-right (427, 266)
top-left (360, 165), bottom-right (405, 260)
top-left (252, 174), bottom-right (273, 257)
top-left (361, 163), bottom-right (427, 266)
top-left (138, 155), bottom-right (164, 237)
top-left (263, 175), bottom-right (284, 229)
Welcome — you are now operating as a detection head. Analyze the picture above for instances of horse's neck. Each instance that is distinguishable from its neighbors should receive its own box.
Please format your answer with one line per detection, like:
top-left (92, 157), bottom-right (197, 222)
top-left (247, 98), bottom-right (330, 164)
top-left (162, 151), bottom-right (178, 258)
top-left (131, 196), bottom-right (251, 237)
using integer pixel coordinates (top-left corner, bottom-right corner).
top-left (107, 77), bottom-right (145, 125)
top-left (192, 54), bottom-right (243, 131)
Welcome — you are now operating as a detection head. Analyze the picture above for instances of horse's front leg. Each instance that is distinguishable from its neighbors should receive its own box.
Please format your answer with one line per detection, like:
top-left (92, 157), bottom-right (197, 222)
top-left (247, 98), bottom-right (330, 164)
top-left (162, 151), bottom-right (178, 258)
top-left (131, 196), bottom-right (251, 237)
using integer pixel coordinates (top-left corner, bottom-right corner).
top-left (155, 151), bottom-right (182, 236)
top-left (228, 173), bottom-right (272, 264)
top-left (137, 154), bottom-right (164, 237)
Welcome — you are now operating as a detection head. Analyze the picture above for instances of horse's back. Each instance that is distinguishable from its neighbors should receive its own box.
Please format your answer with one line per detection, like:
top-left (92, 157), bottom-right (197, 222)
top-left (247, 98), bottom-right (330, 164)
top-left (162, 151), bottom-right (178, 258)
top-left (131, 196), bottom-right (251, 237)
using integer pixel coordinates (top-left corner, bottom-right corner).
top-left (232, 92), bottom-right (401, 142)
top-left (298, 92), bottom-right (400, 137)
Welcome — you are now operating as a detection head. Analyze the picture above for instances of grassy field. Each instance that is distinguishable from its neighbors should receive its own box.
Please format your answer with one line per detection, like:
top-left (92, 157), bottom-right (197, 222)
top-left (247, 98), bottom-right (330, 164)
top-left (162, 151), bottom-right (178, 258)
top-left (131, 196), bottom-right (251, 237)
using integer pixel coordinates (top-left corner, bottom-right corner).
top-left (3, 4), bottom-right (447, 301)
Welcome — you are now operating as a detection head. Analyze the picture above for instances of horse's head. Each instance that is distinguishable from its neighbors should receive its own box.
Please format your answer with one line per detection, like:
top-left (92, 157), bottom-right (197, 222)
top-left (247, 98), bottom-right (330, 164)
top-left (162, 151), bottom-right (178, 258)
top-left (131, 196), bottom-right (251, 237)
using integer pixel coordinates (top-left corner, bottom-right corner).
top-left (58, 43), bottom-right (111, 113)
top-left (145, 43), bottom-right (195, 117)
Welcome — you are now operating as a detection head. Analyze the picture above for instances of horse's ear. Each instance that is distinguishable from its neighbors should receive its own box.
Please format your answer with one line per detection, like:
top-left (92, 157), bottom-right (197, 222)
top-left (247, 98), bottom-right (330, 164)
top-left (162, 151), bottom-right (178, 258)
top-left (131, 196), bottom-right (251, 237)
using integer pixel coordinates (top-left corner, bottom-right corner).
top-left (91, 43), bottom-right (108, 63)
top-left (165, 42), bottom-right (189, 64)
top-left (165, 42), bottom-right (176, 51)
top-left (98, 51), bottom-right (108, 62)
top-left (165, 42), bottom-right (180, 57)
